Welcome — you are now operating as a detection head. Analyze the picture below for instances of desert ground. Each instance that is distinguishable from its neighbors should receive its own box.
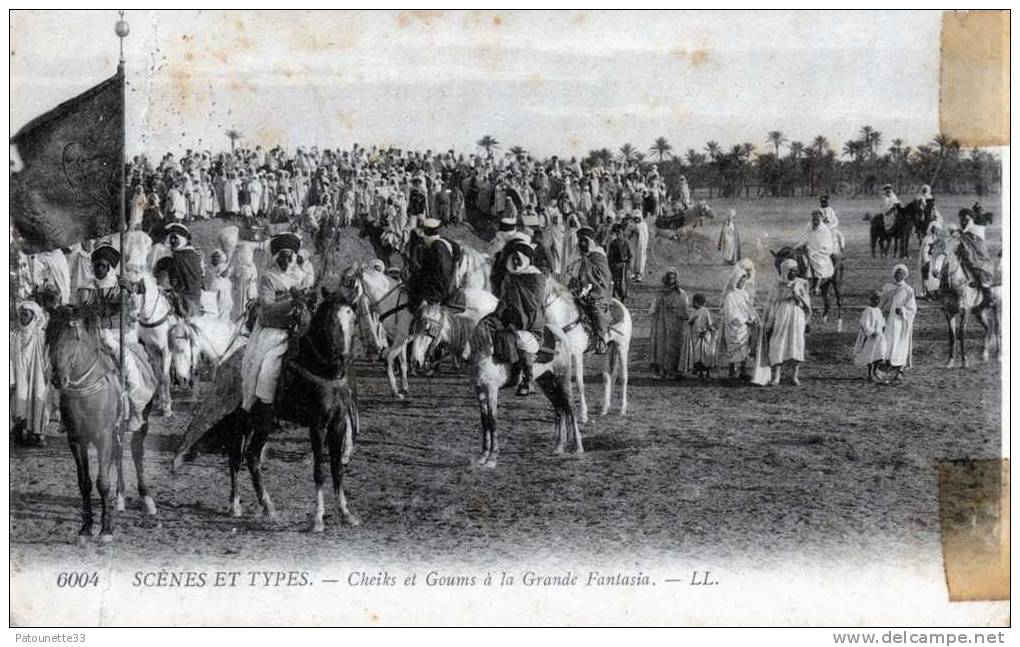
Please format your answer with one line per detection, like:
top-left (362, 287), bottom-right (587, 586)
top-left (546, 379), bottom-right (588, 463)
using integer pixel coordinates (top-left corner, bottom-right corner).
top-left (10, 194), bottom-right (1003, 590)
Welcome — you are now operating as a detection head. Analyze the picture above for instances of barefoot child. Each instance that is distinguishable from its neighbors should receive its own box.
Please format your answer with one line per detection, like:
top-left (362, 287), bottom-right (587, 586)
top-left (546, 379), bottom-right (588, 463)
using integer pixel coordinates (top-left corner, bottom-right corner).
top-left (689, 293), bottom-right (715, 381)
top-left (853, 290), bottom-right (887, 381)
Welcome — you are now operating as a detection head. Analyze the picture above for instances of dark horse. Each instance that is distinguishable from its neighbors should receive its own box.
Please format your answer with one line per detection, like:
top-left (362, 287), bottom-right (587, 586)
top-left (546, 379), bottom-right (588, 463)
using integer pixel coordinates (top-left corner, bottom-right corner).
top-left (47, 307), bottom-right (158, 545)
top-left (771, 246), bottom-right (844, 324)
top-left (867, 200), bottom-right (927, 259)
top-left (173, 287), bottom-right (360, 532)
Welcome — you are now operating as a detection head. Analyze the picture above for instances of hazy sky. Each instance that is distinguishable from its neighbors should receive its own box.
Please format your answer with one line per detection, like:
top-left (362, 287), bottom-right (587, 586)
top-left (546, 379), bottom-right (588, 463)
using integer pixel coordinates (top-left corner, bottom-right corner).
top-left (10, 10), bottom-right (943, 158)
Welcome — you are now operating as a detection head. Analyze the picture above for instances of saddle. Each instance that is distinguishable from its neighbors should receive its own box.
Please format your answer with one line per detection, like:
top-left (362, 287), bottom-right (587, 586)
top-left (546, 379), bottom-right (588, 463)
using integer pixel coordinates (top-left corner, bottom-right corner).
top-left (564, 297), bottom-right (625, 353)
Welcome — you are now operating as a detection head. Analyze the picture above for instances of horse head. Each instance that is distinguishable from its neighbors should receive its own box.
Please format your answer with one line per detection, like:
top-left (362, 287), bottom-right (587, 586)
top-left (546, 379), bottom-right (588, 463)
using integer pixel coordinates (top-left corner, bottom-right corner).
top-left (46, 306), bottom-right (101, 389)
top-left (408, 301), bottom-right (448, 371)
top-left (771, 245), bottom-right (807, 278)
top-left (168, 320), bottom-right (195, 387)
top-left (305, 287), bottom-right (357, 376)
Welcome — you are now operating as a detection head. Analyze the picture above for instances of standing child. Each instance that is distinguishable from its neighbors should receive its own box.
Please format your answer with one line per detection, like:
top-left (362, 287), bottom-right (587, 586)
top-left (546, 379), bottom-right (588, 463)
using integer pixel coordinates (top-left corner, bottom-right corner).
top-left (689, 293), bottom-right (716, 381)
top-left (853, 290), bottom-right (888, 381)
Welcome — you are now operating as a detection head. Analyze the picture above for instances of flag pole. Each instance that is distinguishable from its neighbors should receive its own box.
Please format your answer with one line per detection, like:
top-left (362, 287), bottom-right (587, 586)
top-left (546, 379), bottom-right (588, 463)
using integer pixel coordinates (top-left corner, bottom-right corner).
top-left (116, 11), bottom-right (129, 419)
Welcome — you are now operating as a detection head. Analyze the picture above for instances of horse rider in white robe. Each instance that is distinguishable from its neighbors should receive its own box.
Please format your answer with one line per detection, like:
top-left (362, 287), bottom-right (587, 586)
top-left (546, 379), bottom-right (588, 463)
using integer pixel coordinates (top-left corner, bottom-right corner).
top-left (802, 210), bottom-right (834, 294)
top-left (818, 195), bottom-right (845, 258)
top-left (880, 184), bottom-right (901, 234)
top-left (240, 232), bottom-right (303, 414)
top-left (76, 244), bottom-right (156, 433)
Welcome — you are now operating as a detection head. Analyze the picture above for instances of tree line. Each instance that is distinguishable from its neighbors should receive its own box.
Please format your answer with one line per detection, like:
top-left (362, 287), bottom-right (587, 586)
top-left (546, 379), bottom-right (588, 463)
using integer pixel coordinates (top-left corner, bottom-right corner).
top-left (569, 127), bottom-right (1000, 199)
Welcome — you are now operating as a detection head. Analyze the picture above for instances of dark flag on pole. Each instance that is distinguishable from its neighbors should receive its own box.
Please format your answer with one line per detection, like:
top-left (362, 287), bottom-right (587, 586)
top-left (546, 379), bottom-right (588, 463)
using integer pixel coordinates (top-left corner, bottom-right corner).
top-left (10, 66), bottom-right (125, 253)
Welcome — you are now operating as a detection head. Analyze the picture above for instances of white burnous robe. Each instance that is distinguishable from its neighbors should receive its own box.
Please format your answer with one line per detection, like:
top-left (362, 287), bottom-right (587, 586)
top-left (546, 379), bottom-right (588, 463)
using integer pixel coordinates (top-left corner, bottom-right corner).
top-left (240, 260), bottom-right (299, 411)
top-left (880, 279), bottom-right (916, 368)
top-left (853, 306), bottom-right (887, 366)
top-left (765, 276), bottom-right (810, 365)
top-left (628, 217), bottom-right (650, 277)
top-left (803, 225), bottom-right (834, 280)
top-left (718, 285), bottom-right (758, 364)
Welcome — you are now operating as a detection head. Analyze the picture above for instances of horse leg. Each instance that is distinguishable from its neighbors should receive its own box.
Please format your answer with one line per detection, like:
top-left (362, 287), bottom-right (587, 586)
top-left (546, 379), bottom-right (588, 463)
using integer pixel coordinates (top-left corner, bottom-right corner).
top-left (618, 342), bottom-right (630, 416)
top-left (980, 310), bottom-right (992, 362)
top-left (573, 346), bottom-right (589, 424)
top-left (600, 343), bottom-right (615, 417)
top-left (308, 418), bottom-right (326, 532)
top-left (228, 419), bottom-right (245, 518)
top-left (538, 372), bottom-right (583, 454)
top-left (475, 380), bottom-right (492, 465)
top-left (959, 310), bottom-right (970, 368)
top-left (246, 403), bottom-right (276, 519)
top-left (159, 342), bottom-right (173, 417)
top-left (832, 277), bottom-right (844, 331)
top-left (96, 433), bottom-right (115, 543)
top-left (328, 416), bottom-right (358, 526)
top-left (131, 403), bottom-right (157, 515)
top-left (484, 382), bottom-right (500, 468)
top-left (385, 344), bottom-right (402, 398)
top-left (114, 430), bottom-right (126, 513)
top-left (945, 311), bottom-right (956, 368)
top-left (69, 437), bottom-right (94, 545)
top-left (820, 281), bottom-right (831, 323)
top-left (399, 344), bottom-right (411, 396)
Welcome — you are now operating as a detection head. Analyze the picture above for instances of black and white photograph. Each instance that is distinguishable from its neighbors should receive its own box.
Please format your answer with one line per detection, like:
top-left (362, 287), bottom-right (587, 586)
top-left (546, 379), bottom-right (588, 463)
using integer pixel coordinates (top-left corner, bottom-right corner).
top-left (7, 8), bottom-right (1009, 630)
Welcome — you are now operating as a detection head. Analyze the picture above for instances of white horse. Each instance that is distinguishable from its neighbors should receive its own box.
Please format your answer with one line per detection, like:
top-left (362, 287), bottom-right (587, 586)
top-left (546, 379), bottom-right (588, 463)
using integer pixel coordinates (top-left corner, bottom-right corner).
top-left (121, 231), bottom-right (176, 417)
top-left (456, 246), bottom-right (492, 292)
top-left (929, 234), bottom-right (1001, 367)
top-left (408, 278), bottom-right (632, 466)
top-left (168, 314), bottom-right (249, 388)
top-left (350, 259), bottom-right (497, 398)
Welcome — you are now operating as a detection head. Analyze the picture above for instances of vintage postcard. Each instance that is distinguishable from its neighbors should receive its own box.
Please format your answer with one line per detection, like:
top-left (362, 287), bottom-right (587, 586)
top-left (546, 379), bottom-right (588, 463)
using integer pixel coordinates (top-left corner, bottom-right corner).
top-left (7, 9), bottom-right (1009, 629)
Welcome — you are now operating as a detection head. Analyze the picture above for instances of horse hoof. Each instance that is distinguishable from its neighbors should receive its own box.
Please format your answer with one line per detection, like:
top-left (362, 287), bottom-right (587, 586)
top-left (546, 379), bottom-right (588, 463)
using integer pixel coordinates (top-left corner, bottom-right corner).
top-left (343, 514), bottom-right (360, 527)
top-left (262, 507), bottom-right (278, 520)
top-left (310, 519), bottom-right (325, 533)
top-left (982, 352), bottom-right (990, 363)
top-left (115, 494), bottom-right (126, 512)
top-left (962, 359), bottom-right (970, 369)
top-left (553, 445), bottom-right (566, 456)
top-left (230, 504), bottom-right (242, 518)
top-left (620, 407), bottom-right (628, 417)
top-left (599, 408), bottom-right (609, 417)
top-left (76, 535), bottom-right (90, 547)
top-left (99, 533), bottom-right (114, 545)
top-left (143, 496), bottom-right (158, 516)
top-left (946, 362), bottom-right (955, 369)
top-left (483, 459), bottom-right (498, 469)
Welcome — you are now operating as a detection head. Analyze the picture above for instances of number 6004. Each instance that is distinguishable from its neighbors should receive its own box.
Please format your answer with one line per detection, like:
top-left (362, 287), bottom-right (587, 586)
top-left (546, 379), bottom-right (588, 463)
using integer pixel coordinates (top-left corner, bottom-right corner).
top-left (57, 572), bottom-right (99, 587)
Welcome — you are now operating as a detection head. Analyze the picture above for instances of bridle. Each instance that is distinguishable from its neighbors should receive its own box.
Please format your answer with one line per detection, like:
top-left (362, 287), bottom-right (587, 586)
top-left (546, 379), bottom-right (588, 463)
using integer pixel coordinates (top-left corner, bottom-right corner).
top-left (54, 320), bottom-right (109, 398)
top-left (411, 303), bottom-right (447, 361)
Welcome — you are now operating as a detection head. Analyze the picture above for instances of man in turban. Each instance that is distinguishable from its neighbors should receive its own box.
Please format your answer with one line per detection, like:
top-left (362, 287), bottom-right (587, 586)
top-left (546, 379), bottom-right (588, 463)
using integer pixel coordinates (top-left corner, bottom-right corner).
top-left (406, 218), bottom-right (464, 312)
top-left (566, 227), bottom-right (612, 353)
top-left (240, 232), bottom-right (303, 417)
top-left (495, 239), bottom-right (547, 396)
top-left (153, 223), bottom-right (204, 316)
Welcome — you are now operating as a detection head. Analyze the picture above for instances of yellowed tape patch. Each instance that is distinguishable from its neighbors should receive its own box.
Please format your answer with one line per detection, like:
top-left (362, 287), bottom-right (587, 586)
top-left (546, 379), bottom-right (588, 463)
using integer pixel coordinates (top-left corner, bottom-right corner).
top-left (940, 10), bottom-right (1010, 147)
top-left (939, 458), bottom-right (1010, 601)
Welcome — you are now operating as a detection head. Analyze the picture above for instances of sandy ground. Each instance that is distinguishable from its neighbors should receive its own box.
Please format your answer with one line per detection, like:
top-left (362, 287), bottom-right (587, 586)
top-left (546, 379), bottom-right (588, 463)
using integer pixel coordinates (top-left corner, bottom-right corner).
top-left (9, 194), bottom-right (1004, 624)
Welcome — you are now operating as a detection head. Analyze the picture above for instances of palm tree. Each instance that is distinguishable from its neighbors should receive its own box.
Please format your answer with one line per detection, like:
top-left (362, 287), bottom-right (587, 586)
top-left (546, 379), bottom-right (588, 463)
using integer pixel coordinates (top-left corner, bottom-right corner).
top-left (812, 135), bottom-right (830, 155)
top-left (225, 129), bottom-right (243, 153)
top-left (476, 135), bottom-right (500, 156)
top-left (930, 133), bottom-right (961, 189)
top-left (789, 141), bottom-right (805, 159)
top-left (766, 130), bottom-right (787, 157)
top-left (685, 148), bottom-right (701, 166)
top-left (704, 140), bottom-right (721, 160)
top-left (619, 143), bottom-right (637, 163)
top-left (741, 142), bottom-right (756, 162)
top-left (509, 145), bottom-right (526, 157)
top-left (649, 136), bottom-right (673, 162)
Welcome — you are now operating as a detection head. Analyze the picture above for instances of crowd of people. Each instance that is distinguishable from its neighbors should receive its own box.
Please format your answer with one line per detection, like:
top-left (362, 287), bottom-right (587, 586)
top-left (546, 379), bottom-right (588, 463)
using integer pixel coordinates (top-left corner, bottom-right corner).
top-left (9, 142), bottom-right (999, 446)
